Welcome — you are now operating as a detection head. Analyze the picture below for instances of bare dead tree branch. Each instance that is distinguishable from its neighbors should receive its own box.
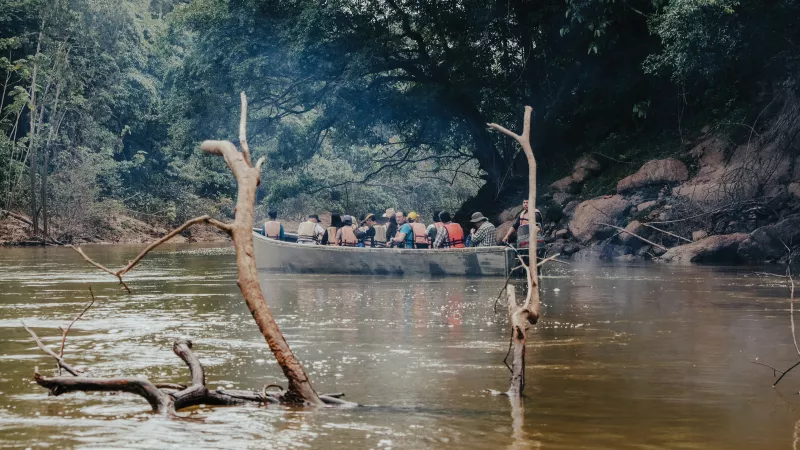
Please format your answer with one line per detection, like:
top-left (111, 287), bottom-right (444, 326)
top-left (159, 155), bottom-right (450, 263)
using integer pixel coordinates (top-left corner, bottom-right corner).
top-left (597, 222), bottom-right (668, 251)
top-left (488, 106), bottom-right (539, 397)
top-left (21, 322), bottom-right (80, 376)
top-left (640, 223), bottom-right (692, 244)
top-left (42, 92), bottom-right (324, 407)
top-left (58, 286), bottom-right (96, 365)
top-left (68, 215), bottom-right (232, 292)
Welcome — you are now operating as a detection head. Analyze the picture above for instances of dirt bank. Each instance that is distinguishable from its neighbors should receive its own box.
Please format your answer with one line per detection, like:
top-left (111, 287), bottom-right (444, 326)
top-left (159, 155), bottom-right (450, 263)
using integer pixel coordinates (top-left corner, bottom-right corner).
top-left (0, 211), bottom-right (229, 246)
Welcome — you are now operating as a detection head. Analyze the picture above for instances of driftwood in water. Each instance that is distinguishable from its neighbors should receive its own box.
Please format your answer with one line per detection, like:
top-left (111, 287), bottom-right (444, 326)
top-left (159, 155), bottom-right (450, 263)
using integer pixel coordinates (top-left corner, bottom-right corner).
top-left (51, 92), bottom-right (324, 406)
top-left (488, 107), bottom-right (540, 396)
top-left (28, 330), bottom-right (352, 414)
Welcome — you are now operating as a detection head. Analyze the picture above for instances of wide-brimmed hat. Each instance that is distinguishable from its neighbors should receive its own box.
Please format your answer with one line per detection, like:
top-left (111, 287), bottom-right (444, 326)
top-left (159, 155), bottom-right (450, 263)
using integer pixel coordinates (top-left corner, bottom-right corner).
top-left (383, 208), bottom-right (395, 218)
top-left (470, 212), bottom-right (488, 223)
top-left (362, 213), bottom-right (375, 224)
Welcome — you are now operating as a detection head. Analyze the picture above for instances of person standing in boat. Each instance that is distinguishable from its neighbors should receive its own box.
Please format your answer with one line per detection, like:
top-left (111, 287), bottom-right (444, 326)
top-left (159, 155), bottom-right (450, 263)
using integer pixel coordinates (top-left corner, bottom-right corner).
top-left (263, 210), bottom-right (284, 240)
top-left (468, 212), bottom-right (497, 247)
top-left (407, 212), bottom-right (430, 249)
top-left (336, 215), bottom-right (359, 246)
top-left (389, 211), bottom-right (415, 248)
top-left (432, 211), bottom-right (466, 249)
top-left (356, 213), bottom-right (377, 247)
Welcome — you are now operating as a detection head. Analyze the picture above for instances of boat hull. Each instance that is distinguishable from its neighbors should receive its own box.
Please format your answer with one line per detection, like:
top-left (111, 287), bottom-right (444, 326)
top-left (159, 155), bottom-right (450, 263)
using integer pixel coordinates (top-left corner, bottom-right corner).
top-left (253, 232), bottom-right (514, 277)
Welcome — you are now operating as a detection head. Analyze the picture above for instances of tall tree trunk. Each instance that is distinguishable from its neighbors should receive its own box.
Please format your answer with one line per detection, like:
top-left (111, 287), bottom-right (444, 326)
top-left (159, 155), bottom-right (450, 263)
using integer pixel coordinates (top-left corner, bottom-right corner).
top-left (41, 80), bottom-right (63, 239)
top-left (27, 31), bottom-right (42, 236)
top-left (200, 92), bottom-right (323, 405)
top-left (488, 106), bottom-right (540, 396)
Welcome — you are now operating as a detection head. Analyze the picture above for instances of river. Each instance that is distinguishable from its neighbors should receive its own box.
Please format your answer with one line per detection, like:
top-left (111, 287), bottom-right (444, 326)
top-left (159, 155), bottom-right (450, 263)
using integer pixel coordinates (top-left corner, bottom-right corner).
top-left (0, 244), bottom-right (798, 449)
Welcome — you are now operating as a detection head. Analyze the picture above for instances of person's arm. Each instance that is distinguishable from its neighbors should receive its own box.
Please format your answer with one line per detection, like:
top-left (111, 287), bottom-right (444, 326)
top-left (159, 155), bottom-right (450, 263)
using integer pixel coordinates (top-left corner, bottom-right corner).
top-left (392, 231), bottom-right (407, 243)
top-left (502, 217), bottom-right (520, 243)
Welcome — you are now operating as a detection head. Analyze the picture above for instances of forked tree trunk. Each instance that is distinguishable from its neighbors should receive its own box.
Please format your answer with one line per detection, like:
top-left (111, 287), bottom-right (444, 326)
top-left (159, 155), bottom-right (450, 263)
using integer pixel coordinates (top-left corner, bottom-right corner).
top-left (488, 106), bottom-right (540, 396)
top-left (64, 92), bottom-right (323, 406)
top-left (198, 92), bottom-right (323, 405)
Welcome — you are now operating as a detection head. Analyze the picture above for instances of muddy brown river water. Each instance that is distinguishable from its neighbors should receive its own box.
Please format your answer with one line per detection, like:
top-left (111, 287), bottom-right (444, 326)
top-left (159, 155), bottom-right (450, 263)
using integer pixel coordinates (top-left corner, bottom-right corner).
top-left (1, 244), bottom-right (799, 449)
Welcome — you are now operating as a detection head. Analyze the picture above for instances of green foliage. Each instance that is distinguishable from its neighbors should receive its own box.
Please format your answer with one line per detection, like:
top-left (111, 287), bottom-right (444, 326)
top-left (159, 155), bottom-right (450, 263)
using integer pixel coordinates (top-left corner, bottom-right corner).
top-left (1, 0), bottom-right (799, 240)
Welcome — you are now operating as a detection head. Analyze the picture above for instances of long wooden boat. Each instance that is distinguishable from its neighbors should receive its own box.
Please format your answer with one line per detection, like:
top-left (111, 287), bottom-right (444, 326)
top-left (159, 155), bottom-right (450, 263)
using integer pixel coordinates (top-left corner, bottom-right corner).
top-left (253, 231), bottom-right (515, 277)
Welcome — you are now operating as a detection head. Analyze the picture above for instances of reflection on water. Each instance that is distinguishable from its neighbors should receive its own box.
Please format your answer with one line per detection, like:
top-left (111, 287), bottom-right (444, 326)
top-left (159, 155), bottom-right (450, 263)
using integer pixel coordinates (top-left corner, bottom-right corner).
top-left (0, 244), bottom-right (799, 448)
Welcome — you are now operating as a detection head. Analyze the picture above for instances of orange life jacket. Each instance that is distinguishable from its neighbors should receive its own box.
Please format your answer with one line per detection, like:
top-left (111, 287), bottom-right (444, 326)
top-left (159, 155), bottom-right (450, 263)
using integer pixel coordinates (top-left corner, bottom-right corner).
top-left (326, 226), bottom-right (338, 245)
top-left (338, 226), bottom-right (358, 247)
top-left (410, 222), bottom-right (429, 247)
top-left (444, 223), bottom-right (465, 248)
top-left (264, 221), bottom-right (281, 239)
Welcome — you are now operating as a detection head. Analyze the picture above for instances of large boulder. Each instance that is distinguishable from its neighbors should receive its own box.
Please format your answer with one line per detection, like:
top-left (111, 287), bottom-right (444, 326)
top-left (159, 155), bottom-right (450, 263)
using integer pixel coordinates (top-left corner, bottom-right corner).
top-left (617, 159), bottom-right (688, 194)
top-left (738, 215), bottom-right (800, 262)
top-left (568, 195), bottom-right (631, 243)
top-left (550, 175), bottom-right (581, 194)
top-left (550, 155), bottom-right (602, 194)
top-left (498, 206), bottom-right (523, 223)
top-left (617, 220), bottom-right (644, 247)
top-left (660, 233), bottom-right (748, 264)
top-left (571, 155), bottom-right (602, 183)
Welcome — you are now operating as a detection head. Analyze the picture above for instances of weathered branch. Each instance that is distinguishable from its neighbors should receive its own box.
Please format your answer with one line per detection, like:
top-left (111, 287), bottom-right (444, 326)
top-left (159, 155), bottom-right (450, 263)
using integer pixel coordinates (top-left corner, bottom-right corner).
top-left (489, 106), bottom-right (538, 397)
top-left (200, 93), bottom-right (323, 406)
top-left (239, 91), bottom-right (252, 167)
top-left (58, 286), bottom-right (96, 364)
top-left (536, 253), bottom-right (563, 267)
top-left (640, 223), bottom-right (691, 244)
top-left (597, 222), bottom-right (668, 251)
top-left (22, 321), bottom-right (80, 376)
top-left (37, 92), bottom-right (326, 410)
top-left (68, 215), bottom-right (232, 292)
top-left (34, 372), bottom-right (172, 413)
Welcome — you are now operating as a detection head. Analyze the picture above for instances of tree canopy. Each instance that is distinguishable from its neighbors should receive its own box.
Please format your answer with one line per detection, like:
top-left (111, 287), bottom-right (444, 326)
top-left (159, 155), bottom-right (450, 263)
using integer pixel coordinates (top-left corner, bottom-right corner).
top-left (1, 0), bottom-right (798, 239)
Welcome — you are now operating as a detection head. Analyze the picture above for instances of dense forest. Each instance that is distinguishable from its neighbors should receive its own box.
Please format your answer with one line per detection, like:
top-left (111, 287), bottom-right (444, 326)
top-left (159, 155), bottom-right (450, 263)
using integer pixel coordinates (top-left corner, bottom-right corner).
top-left (1, 0), bottom-right (798, 243)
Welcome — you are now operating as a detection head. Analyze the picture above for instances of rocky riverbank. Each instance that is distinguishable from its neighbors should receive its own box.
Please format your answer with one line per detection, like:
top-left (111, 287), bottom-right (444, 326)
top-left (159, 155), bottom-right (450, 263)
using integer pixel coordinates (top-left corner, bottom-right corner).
top-left (497, 87), bottom-right (800, 264)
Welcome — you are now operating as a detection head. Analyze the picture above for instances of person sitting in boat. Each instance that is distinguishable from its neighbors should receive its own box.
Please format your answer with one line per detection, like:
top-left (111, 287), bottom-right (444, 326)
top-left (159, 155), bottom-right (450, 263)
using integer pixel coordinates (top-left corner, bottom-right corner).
top-left (426, 210), bottom-right (443, 245)
top-left (297, 214), bottom-right (325, 245)
top-left (324, 213), bottom-right (343, 246)
top-left (385, 209), bottom-right (398, 241)
top-left (263, 210), bottom-right (284, 240)
top-left (356, 213), bottom-right (377, 247)
top-left (469, 212), bottom-right (496, 247)
top-left (372, 215), bottom-right (388, 248)
top-left (389, 211), bottom-right (415, 248)
top-left (336, 215), bottom-right (359, 246)
top-left (407, 211), bottom-right (430, 249)
top-left (432, 211), bottom-right (466, 249)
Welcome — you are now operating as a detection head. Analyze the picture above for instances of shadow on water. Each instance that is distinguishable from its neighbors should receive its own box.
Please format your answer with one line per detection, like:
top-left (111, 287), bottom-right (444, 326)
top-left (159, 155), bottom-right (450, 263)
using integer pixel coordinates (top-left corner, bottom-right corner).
top-left (1, 245), bottom-right (800, 448)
